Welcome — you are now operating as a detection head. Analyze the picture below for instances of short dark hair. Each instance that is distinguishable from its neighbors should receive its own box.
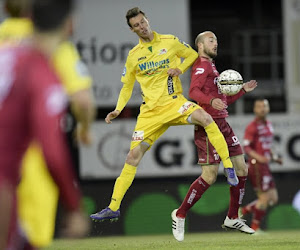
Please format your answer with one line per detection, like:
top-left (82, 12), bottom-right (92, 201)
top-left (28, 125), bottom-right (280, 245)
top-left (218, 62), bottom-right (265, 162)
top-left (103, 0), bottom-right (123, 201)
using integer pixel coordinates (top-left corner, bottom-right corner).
top-left (5, 0), bottom-right (31, 17)
top-left (32, 0), bottom-right (73, 31)
top-left (126, 7), bottom-right (146, 27)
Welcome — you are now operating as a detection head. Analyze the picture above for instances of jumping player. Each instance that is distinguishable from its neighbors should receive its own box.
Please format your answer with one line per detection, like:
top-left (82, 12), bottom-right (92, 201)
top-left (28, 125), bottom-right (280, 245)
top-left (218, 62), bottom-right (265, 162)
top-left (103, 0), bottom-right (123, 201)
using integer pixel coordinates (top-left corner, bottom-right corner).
top-left (91, 8), bottom-right (237, 222)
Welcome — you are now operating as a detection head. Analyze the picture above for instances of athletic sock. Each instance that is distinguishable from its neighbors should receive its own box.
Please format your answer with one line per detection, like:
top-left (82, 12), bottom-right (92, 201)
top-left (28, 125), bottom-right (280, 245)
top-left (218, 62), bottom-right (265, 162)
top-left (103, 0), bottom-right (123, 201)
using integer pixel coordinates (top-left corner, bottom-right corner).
top-left (176, 177), bottom-right (210, 218)
top-left (242, 199), bottom-right (258, 216)
top-left (251, 206), bottom-right (266, 231)
top-left (204, 122), bottom-right (232, 168)
top-left (109, 163), bottom-right (137, 211)
top-left (227, 176), bottom-right (247, 219)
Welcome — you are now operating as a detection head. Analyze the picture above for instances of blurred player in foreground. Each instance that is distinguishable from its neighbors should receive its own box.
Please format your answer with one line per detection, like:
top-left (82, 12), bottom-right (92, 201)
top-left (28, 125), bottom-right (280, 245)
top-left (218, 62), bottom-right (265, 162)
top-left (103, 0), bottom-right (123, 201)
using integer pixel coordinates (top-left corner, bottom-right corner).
top-left (91, 8), bottom-right (236, 222)
top-left (240, 98), bottom-right (282, 232)
top-left (171, 31), bottom-right (257, 241)
top-left (0, 0), bottom-right (89, 249)
top-left (0, 0), bottom-right (94, 248)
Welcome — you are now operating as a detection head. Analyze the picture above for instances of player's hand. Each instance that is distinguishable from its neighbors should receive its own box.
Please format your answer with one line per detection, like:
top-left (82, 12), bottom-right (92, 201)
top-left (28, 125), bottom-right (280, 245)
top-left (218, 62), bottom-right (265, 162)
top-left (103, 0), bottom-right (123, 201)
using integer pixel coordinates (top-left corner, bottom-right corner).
top-left (243, 80), bottom-right (257, 92)
top-left (211, 98), bottom-right (227, 110)
top-left (167, 68), bottom-right (182, 77)
top-left (60, 210), bottom-right (90, 238)
top-left (105, 110), bottom-right (121, 124)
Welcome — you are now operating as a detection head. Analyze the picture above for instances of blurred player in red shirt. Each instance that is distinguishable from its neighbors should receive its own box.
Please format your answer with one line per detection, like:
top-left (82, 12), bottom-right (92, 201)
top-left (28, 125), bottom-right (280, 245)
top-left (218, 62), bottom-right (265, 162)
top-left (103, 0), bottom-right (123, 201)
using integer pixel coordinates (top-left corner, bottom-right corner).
top-left (0, 0), bottom-right (89, 249)
top-left (172, 31), bottom-right (258, 241)
top-left (240, 98), bottom-right (282, 232)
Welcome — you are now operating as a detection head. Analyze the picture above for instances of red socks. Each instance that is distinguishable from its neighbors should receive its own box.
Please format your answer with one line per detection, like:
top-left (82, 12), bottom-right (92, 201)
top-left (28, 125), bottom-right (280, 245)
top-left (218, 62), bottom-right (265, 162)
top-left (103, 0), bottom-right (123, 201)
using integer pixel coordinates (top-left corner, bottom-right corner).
top-left (176, 177), bottom-right (210, 218)
top-left (227, 176), bottom-right (247, 219)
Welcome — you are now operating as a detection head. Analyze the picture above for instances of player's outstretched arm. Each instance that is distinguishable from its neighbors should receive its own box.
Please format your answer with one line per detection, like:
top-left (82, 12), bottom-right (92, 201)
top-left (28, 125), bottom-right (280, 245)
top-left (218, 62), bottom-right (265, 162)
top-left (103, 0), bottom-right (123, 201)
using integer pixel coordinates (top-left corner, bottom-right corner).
top-left (243, 80), bottom-right (257, 92)
top-left (105, 110), bottom-right (121, 124)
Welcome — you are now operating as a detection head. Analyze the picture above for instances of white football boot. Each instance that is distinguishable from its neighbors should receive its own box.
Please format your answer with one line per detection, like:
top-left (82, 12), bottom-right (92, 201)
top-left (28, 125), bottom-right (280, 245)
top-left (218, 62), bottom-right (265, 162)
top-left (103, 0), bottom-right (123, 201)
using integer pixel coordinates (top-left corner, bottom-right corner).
top-left (222, 216), bottom-right (255, 234)
top-left (171, 209), bottom-right (185, 241)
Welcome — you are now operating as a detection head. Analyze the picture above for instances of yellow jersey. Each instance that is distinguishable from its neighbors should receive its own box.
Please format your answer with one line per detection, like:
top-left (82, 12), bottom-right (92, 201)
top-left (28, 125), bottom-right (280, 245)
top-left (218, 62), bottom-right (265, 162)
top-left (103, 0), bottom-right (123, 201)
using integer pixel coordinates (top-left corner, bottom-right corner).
top-left (0, 18), bottom-right (92, 94)
top-left (116, 31), bottom-right (198, 113)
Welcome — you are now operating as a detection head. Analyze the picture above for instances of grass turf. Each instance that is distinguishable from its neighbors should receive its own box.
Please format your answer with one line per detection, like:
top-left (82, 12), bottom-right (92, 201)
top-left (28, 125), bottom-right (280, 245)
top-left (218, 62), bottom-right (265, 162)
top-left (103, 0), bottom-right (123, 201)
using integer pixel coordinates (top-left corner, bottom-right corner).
top-left (45, 230), bottom-right (300, 250)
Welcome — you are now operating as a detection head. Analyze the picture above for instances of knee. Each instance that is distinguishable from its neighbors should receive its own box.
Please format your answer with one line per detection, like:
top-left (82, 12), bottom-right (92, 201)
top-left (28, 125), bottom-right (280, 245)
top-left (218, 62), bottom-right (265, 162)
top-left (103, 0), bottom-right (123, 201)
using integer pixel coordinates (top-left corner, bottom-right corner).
top-left (235, 162), bottom-right (248, 176)
top-left (193, 110), bottom-right (213, 127)
top-left (126, 150), bottom-right (139, 166)
top-left (202, 170), bottom-right (218, 185)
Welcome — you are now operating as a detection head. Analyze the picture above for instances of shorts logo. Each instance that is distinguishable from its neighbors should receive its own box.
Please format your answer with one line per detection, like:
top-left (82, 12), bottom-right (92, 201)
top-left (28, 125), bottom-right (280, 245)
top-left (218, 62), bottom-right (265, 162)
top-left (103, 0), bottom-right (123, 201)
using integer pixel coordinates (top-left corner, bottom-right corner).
top-left (132, 130), bottom-right (144, 141)
top-left (178, 102), bottom-right (194, 115)
top-left (159, 48), bottom-right (167, 55)
top-left (195, 68), bottom-right (205, 75)
top-left (122, 66), bottom-right (126, 76)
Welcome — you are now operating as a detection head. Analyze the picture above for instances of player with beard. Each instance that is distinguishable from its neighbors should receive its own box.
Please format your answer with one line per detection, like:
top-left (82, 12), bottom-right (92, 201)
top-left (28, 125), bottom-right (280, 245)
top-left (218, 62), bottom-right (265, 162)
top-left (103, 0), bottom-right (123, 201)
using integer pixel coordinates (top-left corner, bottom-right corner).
top-left (171, 31), bottom-right (257, 241)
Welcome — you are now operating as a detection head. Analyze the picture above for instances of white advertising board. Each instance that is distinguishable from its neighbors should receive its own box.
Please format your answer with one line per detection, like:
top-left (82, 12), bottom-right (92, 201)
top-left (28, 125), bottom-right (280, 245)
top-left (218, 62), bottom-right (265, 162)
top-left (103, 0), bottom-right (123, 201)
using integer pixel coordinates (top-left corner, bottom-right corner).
top-left (79, 115), bottom-right (300, 179)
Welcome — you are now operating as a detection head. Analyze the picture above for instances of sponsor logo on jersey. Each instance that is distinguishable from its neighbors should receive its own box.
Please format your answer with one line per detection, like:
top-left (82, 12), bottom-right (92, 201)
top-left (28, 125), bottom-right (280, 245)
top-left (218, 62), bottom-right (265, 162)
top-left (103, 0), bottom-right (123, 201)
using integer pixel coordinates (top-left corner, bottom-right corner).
top-left (158, 48), bottom-right (167, 55)
top-left (122, 66), bottom-right (126, 76)
top-left (138, 56), bottom-right (147, 61)
top-left (195, 67), bottom-right (205, 75)
top-left (138, 59), bottom-right (170, 76)
top-left (132, 130), bottom-right (144, 141)
top-left (178, 101), bottom-right (194, 114)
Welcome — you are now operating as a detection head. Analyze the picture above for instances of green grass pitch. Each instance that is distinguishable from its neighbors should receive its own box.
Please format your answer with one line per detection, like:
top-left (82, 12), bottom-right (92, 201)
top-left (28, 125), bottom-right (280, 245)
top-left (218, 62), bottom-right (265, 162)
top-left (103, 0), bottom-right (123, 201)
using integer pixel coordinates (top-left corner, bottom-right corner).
top-left (45, 230), bottom-right (300, 250)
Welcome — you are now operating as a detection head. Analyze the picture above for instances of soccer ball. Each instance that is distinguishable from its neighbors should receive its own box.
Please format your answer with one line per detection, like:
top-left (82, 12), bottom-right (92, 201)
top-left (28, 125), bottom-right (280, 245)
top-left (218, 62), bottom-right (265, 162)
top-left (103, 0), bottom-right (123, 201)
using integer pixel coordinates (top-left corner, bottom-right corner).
top-left (217, 69), bottom-right (244, 96)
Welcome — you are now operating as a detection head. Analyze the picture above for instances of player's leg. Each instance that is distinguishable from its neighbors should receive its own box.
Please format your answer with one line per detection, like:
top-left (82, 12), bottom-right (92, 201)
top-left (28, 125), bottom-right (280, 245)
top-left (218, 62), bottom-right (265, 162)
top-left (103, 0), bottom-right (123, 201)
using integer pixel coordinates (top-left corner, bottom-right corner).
top-left (108, 143), bottom-right (149, 211)
top-left (251, 188), bottom-right (278, 231)
top-left (222, 154), bottom-right (254, 234)
top-left (17, 144), bottom-right (59, 248)
top-left (190, 110), bottom-right (238, 185)
top-left (90, 143), bottom-right (148, 221)
top-left (172, 165), bottom-right (218, 241)
top-left (190, 109), bottom-right (236, 175)
top-left (91, 111), bottom-right (169, 221)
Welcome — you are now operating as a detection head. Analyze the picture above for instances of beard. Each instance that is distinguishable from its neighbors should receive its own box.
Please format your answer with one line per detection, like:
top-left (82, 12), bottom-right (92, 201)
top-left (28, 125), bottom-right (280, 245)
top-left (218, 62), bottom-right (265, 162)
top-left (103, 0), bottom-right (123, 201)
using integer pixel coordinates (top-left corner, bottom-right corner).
top-left (204, 48), bottom-right (217, 59)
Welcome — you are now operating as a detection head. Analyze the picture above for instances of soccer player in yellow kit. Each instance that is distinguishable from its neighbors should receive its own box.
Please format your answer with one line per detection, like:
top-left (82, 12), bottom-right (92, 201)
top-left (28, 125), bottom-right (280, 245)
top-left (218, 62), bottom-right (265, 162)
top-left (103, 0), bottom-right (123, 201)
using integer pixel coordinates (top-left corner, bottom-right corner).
top-left (0, 0), bottom-right (94, 247)
top-left (90, 7), bottom-right (238, 222)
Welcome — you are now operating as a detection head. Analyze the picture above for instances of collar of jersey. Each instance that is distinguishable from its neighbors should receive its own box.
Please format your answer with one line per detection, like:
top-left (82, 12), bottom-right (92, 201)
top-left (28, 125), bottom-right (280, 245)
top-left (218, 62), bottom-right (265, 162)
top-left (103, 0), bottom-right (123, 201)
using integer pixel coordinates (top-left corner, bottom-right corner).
top-left (138, 31), bottom-right (160, 48)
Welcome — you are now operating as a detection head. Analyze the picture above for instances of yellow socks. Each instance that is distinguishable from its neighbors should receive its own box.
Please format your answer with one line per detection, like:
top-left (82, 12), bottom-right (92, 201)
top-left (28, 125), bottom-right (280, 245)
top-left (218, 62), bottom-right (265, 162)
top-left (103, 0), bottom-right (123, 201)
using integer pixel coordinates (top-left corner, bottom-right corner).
top-left (109, 163), bottom-right (137, 211)
top-left (204, 121), bottom-right (233, 168)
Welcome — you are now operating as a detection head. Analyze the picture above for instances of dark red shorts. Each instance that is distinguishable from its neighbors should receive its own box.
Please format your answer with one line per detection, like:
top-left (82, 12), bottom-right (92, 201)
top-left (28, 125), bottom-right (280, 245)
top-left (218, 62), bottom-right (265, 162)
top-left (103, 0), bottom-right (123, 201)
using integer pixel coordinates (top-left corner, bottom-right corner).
top-left (194, 118), bottom-right (243, 165)
top-left (248, 161), bottom-right (276, 192)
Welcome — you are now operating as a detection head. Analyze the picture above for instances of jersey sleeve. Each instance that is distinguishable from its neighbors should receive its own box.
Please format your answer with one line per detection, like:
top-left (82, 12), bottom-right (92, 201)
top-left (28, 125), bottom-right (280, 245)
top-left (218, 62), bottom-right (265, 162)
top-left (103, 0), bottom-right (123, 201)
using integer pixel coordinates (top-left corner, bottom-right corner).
top-left (189, 61), bottom-right (215, 104)
top-left (28, 67), bottom-right (81, 211)
top-left (243, 123), bottom-right (256, 154)
top-left (52, 41), bottom-right (92, 96)
top-left (116, 54), bottom-right (136, 111)
top-left (226, 88), bottom-right (246, 105)
top-left (172, 36), bottom-right (198, 74)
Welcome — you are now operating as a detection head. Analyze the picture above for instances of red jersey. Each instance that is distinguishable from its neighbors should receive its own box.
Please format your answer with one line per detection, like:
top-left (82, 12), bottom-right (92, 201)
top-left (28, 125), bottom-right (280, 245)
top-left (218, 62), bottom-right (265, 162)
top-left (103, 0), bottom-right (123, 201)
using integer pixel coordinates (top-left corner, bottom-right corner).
top-left (243, 118), bottom-right (274, 161)
top-left (0, 45), bottom-right (80, 210)
top-left (189, 56), bottom-right (245, 118)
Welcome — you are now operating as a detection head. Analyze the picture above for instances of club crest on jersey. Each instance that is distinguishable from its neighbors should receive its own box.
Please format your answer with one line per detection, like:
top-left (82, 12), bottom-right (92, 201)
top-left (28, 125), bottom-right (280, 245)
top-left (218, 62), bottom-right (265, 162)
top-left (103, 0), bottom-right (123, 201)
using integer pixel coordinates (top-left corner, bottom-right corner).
top-left (122, 66), bottom-right (126, 76)
top-left (195, 68), bottom-right (205, 75)
top-left (178, 102), bottom-right (194, 115)
top-left (132, 130), bottom-right (144, 141)
top-left (158, 48), bottom-right (167, 55)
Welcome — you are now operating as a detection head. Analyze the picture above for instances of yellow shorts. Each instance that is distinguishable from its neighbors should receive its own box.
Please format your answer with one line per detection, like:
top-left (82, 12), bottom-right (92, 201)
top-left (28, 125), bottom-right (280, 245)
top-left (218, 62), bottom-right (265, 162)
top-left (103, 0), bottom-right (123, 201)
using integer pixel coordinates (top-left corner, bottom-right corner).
top-left (130, 94), bottom-right (201, 150)
top-left (17, 143), bottom-right (59, 247)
